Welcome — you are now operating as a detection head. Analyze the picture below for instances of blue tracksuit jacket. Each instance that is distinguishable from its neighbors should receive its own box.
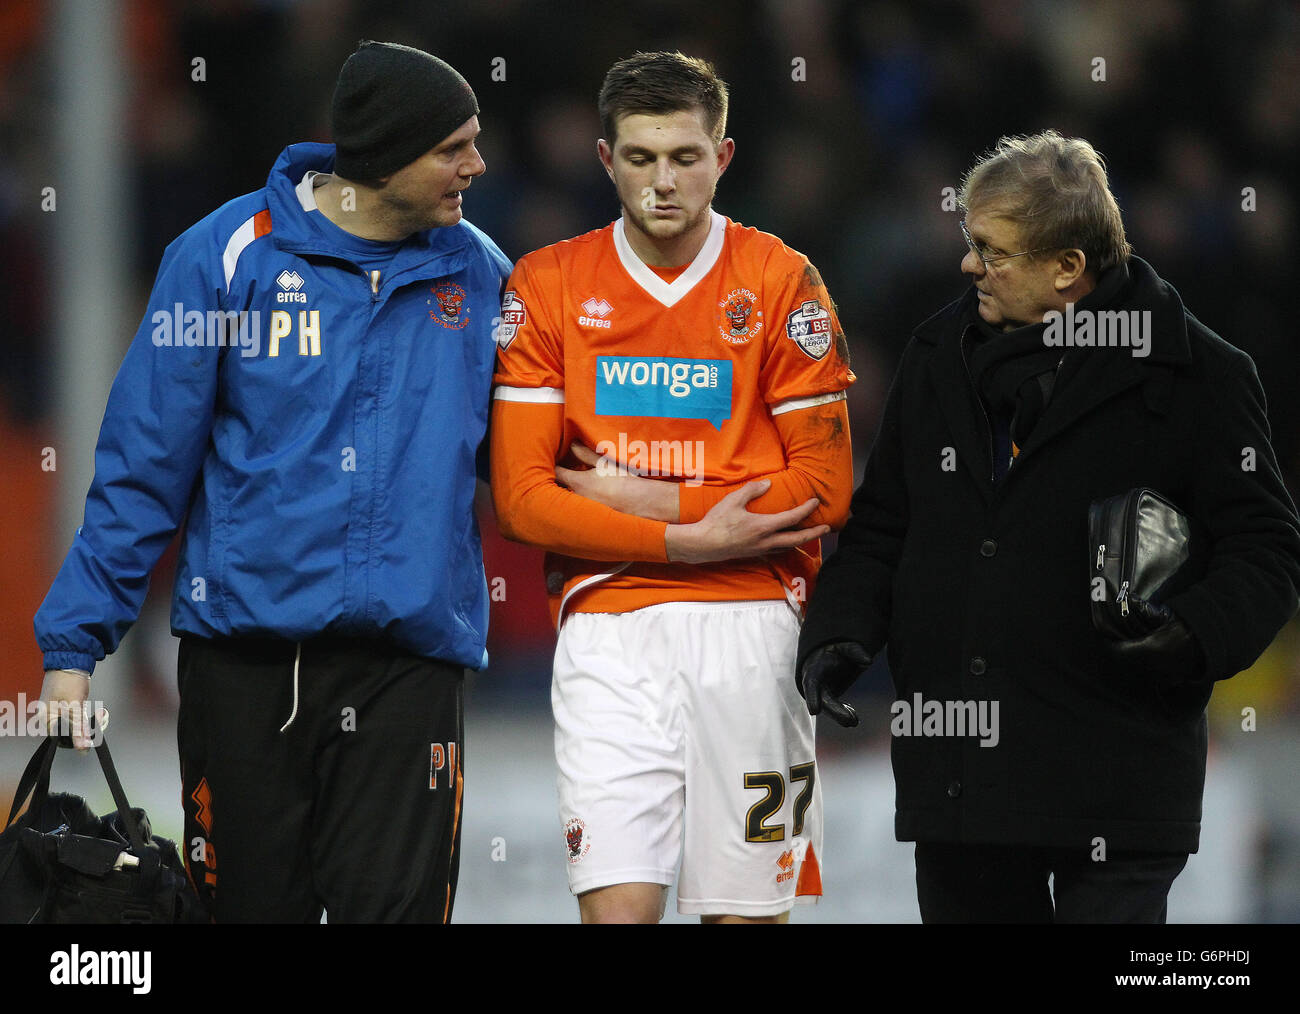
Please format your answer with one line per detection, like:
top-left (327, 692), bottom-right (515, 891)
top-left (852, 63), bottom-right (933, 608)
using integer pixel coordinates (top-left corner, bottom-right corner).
top-left (35, 143), bottom-right (512, 673)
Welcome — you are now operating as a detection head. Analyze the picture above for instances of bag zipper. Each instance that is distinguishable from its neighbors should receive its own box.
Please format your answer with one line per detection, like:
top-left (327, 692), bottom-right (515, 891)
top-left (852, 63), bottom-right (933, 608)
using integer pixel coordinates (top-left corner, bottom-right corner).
top-left (1117, 487), bottom-right (1182, 617)
top-left (1118, 490), bottom-right (1145, 617)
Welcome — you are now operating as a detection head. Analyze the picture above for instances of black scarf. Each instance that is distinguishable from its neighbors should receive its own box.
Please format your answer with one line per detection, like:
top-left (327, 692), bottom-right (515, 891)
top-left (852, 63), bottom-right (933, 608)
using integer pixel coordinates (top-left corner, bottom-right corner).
top-left (966, 262), bottom-right (1133, 455)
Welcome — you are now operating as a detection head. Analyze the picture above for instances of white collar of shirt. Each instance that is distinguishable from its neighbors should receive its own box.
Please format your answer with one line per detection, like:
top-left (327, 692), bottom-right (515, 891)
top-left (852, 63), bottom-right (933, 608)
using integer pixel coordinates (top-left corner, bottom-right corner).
top-left (613, 210), bottom-right (726, 307)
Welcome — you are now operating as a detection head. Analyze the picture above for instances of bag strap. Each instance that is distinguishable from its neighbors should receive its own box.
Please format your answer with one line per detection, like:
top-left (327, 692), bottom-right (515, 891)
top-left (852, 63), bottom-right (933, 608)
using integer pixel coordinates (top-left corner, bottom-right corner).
top-left (91, 736), bottom-right (150, 855)
top-left (4, 736), bottom-right (58, 829)
top-left (3, 728), bottom-right (149, 856)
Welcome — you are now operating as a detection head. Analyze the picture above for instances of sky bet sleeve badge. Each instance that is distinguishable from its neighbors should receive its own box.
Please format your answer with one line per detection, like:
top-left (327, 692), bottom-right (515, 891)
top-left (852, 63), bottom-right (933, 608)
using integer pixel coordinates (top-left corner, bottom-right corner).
top-left (786, 298), bottom-right (831, 360)
top-left (496, 290), bottom-right (525, 349)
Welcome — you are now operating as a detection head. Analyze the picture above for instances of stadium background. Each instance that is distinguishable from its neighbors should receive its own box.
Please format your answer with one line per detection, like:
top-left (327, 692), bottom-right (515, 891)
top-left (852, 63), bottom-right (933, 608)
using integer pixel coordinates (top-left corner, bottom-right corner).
top-left (1, 0), bottom-right (1297, 922)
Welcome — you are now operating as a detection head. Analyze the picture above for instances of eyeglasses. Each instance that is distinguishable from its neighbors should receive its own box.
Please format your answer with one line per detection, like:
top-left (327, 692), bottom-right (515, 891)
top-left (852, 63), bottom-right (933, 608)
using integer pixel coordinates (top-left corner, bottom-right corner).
top-left (960, 219), bottom-right (1051, 269)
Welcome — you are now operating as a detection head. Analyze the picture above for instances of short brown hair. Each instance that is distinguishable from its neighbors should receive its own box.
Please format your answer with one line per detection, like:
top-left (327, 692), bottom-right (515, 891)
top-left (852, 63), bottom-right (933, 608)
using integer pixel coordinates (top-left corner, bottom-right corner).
top-left (598, 51), bottom-right (729, 145)
top-left (958, 130), bottom-right (1132, 272)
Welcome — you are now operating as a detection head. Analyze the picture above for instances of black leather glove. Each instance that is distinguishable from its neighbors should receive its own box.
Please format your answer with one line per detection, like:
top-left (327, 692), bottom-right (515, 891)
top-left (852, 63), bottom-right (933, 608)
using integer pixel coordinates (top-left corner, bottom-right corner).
top-left (1108, 598), bottom-right (1205, 684)
top-left (798, 641), bottom-right (871, 728)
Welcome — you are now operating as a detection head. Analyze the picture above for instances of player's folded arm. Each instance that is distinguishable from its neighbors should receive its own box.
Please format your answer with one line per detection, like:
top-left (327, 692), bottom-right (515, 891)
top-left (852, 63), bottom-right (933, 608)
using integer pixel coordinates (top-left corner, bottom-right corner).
top-left (681, 249), bottom-right (855, 530)
top-left (676, 396), bottom-right (854, 529)
top-left (489, 395), bottom-right (669, 563)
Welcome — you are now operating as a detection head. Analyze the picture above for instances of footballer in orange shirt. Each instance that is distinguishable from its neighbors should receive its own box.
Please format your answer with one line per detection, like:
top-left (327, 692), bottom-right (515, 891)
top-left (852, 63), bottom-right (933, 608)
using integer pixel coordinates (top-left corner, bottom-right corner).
top-left (491, 52), bottom-right (856, 923)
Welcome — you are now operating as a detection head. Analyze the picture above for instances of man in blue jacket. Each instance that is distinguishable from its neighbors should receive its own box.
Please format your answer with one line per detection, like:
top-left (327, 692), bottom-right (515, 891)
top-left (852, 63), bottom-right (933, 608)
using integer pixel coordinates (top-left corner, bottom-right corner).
top-left (33, 41), bottom-right (511, 922)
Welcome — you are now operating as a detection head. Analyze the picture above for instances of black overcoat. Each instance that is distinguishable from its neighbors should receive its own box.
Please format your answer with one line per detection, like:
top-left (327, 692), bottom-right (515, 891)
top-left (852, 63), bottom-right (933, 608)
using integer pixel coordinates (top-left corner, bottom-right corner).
top-left (799, 256), bottom-right (1300, 853)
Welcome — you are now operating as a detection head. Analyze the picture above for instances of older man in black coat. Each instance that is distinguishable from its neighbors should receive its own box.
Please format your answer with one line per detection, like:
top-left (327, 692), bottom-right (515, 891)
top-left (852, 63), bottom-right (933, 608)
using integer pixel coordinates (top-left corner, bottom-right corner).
top-left (797, 130), bottom-right (1300, 923)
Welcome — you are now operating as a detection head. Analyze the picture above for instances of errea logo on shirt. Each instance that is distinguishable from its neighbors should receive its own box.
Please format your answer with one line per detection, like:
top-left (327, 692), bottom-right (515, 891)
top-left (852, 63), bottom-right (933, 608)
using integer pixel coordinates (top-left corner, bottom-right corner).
top-left (595, 356), bottom-right (732, 430)
top-left (579, 297), bottom-right (613, 329)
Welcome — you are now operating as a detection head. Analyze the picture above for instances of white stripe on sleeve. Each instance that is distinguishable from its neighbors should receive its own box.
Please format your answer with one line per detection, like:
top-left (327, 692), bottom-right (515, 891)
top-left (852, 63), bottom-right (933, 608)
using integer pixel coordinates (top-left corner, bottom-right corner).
top-left (769, 390), bottom-right (847, 416)
top-left (493, 385), bottom-right (565, 404)
top-left (221, 215), bottom-right (260, 292)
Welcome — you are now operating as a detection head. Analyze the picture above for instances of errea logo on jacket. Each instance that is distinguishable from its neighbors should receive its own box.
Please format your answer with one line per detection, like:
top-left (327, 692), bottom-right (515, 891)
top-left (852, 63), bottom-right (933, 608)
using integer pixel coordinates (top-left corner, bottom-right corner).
top-left (276, 269), bottom-right (307, 302)
top-left (269, 268), bottom-right (319, 356)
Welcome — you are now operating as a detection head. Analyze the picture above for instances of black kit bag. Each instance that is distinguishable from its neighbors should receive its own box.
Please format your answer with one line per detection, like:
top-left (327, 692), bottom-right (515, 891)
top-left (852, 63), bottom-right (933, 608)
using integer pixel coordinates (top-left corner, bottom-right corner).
top-left (1088, 487), bottom-right (1193, 640)
top-left (0, 733), bottom-right (208, 924)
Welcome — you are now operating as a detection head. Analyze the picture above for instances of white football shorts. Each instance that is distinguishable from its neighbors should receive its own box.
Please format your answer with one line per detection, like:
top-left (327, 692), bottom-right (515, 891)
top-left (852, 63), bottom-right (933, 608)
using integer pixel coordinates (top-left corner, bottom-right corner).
top-left (552, 599), bottom-right (824, 917)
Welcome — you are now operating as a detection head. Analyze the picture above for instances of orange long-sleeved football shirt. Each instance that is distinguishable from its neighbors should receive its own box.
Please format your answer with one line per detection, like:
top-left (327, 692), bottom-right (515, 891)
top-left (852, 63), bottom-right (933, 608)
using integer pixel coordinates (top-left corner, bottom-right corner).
top-left (491, 212), bottom-right (855, 627)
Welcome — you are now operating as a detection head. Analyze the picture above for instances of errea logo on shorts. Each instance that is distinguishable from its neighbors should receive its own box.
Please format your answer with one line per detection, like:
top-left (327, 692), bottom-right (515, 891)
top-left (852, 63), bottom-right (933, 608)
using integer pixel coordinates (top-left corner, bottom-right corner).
top-left (595, 356), bottom-right (733, 430)
top-left (579, 297), bottom-right (613, 329)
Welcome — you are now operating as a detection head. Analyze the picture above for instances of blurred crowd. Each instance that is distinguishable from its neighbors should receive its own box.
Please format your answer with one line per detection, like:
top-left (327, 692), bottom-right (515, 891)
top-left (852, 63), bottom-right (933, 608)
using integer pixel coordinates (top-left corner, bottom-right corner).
top-left (1, 0), bottom-right (1298, 915)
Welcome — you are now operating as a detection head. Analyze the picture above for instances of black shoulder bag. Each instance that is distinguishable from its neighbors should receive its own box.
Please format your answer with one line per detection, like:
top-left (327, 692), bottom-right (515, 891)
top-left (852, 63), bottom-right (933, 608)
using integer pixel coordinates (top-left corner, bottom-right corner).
top-left (0, 734), bottom-right (208, 924)
top-left (1088, 487), bottom-right (1192, 640)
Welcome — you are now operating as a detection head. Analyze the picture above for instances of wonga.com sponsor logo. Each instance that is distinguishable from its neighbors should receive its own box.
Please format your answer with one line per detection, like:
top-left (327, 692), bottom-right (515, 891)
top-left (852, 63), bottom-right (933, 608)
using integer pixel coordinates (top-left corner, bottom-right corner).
top-left (594, 356), bottom-right (732, 429)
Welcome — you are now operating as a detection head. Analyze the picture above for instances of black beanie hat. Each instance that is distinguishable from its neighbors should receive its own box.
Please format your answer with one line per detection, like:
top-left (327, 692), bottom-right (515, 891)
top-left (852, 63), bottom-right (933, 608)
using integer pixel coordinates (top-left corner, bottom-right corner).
top-left (331, 41), bottom-right (479, 180)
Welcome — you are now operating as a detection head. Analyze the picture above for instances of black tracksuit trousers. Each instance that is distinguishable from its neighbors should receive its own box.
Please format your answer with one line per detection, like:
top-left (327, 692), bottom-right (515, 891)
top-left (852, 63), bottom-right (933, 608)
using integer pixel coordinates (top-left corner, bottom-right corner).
top-left (177, 635), bottom-right (464, 923)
